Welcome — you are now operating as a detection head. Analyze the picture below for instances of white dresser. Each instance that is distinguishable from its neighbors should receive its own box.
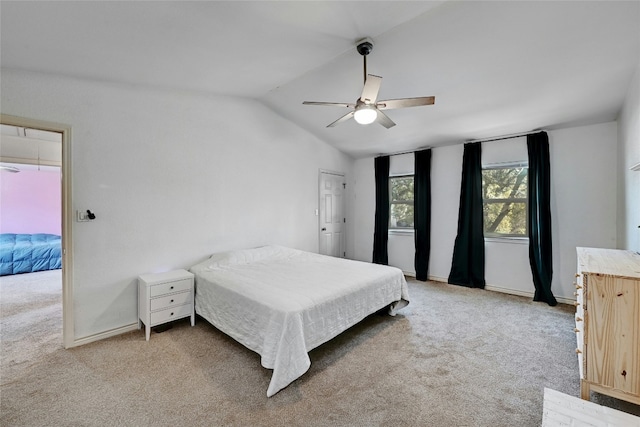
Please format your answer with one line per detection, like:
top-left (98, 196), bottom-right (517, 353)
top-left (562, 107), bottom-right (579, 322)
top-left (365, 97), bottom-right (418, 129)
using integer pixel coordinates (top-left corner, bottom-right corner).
top-left (138, 269), bottom-right (195, 341)
top-left (575, 247), bottom-right (640, 405)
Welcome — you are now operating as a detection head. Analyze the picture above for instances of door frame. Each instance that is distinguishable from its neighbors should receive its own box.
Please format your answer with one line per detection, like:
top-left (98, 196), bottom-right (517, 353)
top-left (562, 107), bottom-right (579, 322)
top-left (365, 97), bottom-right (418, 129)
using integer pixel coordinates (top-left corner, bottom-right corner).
top-left (1, 114), bottom-right (74, 348)
top-left (318, 169), bottom-right (346, 257)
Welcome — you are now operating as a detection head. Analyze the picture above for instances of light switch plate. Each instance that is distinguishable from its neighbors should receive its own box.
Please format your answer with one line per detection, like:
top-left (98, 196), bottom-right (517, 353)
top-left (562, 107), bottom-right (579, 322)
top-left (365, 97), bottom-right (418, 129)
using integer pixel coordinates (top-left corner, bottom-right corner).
top-left (77, 210), bottom-right (90, 222)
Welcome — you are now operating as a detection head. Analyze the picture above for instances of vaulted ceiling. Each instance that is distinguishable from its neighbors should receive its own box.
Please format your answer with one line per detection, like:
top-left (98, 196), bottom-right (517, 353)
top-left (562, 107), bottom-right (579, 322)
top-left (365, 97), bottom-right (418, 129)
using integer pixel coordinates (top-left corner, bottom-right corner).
top-left (2, 1), bottom-right (639, 158)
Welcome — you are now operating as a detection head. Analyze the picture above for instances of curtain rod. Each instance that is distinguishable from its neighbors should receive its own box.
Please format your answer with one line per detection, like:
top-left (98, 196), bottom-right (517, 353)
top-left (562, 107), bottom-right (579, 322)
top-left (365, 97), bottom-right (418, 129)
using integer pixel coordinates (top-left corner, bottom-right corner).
top-left (376, 129), bottom-right (547, 158)
top-left (465, 129), bottom-right (547, 144)
top-left (378, 146), bottom-right (431, 158)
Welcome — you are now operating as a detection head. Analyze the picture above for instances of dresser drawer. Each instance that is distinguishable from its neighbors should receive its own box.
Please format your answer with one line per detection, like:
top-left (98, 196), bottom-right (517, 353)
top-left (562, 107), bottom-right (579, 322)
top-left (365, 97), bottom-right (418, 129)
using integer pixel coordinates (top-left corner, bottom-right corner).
top-left (150, 278), bottom-right (192, 297)
top-left (150, 291), bottom-right (193, 311)
top-left (150, 303), bottom-right (193, 325)
top-left (574, 313), bottom-right (584, 380)
top-left (575, 277), bottom-right (584, 305)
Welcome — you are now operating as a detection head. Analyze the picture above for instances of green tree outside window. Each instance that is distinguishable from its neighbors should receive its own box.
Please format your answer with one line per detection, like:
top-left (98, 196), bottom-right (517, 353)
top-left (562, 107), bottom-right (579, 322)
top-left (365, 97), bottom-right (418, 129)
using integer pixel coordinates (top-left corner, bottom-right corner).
top-left (390, 176), bottom-right (414, 229)
top-left (482, 166), bottom-right (528, 237)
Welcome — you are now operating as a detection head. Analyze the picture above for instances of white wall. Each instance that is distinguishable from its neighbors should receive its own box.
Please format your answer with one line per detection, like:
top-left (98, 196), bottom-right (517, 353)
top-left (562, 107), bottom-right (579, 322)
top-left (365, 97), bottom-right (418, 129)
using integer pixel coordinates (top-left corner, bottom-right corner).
top-left (351, 157), bottom-right (375, 262)
top-left (352, 122), bottom-right (618, 302)
top-left (1, 69), bottom-right (354, 341)
top-left (617, 64), bottom-right (640, 252)
top-left (550, 123), bottom-right (618, 300)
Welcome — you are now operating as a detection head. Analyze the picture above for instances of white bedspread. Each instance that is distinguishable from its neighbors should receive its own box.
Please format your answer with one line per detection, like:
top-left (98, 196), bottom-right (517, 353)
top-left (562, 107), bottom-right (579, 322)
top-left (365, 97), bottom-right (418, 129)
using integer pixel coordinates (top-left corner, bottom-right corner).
top-left (190, 245), bottom-right (409, 397)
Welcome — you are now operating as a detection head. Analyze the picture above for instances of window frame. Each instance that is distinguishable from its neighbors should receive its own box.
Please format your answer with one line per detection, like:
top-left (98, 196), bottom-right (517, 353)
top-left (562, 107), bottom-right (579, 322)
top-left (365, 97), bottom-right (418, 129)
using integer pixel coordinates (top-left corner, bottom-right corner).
top-left (388, 174), bottom-right (415, 231)
top-left (481, 162), bottom-right (529, 239)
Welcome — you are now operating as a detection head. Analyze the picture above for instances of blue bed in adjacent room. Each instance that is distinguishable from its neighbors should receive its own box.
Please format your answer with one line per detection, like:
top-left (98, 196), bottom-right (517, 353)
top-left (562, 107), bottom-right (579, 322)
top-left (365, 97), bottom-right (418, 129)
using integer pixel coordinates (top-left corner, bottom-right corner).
top-left (0, 233), bottom-right (62, 276)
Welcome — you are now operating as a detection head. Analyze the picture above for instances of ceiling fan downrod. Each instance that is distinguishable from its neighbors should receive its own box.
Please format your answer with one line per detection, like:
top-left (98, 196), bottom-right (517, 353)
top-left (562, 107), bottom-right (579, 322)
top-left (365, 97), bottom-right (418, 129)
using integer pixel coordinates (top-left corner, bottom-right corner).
top-left (356, 38), bottom-right (373, 85)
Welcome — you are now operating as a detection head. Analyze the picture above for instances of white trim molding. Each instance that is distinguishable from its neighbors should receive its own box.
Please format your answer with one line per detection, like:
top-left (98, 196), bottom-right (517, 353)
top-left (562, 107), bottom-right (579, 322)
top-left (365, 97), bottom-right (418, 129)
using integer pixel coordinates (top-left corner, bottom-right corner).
top-left (70, 323), bottom-right (140, 348)
top-left (1, 114), bottom-right (74, 348)
top-left (425, 275), bottom-right (575, 305)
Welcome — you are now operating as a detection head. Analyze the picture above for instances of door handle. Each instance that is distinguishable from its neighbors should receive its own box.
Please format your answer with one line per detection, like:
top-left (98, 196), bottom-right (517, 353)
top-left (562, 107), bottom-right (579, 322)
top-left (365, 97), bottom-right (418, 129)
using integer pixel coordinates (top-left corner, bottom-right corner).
top-left (321, 228), bottom-right (326, 231)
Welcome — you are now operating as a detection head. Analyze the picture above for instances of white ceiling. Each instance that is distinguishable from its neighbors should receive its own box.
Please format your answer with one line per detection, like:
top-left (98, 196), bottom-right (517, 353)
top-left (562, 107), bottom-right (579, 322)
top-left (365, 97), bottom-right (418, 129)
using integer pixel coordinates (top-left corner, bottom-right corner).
top-left (2, 1), bottom-right (639, 158)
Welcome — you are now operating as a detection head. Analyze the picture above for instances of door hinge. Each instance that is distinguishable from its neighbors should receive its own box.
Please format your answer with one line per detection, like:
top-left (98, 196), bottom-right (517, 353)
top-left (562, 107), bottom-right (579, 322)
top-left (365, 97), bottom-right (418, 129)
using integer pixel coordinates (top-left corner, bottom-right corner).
top-left (343, 218), bottom-right (346, 223)
top-left (343, 183), bottom-right (346, 189)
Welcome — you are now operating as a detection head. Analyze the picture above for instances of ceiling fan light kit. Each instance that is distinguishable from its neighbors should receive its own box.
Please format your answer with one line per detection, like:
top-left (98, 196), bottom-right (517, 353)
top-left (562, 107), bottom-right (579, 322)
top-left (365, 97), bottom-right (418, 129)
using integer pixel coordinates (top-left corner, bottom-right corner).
top-left (303, 37), bottom-right (435, 129)
top-left (353, 105), bottom-right (377, 125)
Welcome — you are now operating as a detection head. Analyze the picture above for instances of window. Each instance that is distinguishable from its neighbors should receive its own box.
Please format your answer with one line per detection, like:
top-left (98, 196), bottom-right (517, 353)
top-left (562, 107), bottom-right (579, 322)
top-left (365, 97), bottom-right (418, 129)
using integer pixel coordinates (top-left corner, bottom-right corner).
top-left (389, 175), bottom-right (414, 229)
top-left (482, 164), bottom-right (528, 238)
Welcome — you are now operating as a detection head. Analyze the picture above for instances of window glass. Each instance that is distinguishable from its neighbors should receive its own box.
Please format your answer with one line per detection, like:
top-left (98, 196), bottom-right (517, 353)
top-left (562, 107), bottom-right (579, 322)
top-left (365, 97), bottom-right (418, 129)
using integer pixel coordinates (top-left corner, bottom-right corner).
top-left (482, 166), bottom-right (528, 237)
top-left (389, 176), bottom-right (414, 229)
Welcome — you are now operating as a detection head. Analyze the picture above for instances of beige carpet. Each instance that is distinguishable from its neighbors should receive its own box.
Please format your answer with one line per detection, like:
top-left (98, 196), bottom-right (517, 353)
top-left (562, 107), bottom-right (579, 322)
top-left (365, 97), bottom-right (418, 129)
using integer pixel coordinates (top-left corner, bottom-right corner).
top-left (2, 270), bottom-right (639, 426)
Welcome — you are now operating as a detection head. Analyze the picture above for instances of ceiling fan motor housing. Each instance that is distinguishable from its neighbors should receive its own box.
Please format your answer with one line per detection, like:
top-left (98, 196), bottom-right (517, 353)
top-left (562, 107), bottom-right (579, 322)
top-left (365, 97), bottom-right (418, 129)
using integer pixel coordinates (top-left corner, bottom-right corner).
top-left (356, 38), bottom-right (373, 56)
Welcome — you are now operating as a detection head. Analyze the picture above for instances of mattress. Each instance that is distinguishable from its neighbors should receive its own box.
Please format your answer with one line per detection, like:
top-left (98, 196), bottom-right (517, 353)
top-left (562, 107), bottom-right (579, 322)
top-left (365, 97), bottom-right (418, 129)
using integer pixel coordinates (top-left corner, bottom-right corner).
top-left (190, 245), bottom-right (409, 397)
top-left (0, 233), bottom-right (62, 276)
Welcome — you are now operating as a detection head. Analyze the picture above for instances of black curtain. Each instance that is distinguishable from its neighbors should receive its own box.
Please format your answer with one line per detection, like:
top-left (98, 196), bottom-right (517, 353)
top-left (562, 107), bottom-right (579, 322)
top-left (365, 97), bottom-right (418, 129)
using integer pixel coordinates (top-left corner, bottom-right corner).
top-left (372, 156), bottom-right (390, 265)
top-left (414, 149), bottom-right (432, 281)
top-left (527, 132), bottom-right (557, 306)
top-left (448, 142), bottom-right (485, 288)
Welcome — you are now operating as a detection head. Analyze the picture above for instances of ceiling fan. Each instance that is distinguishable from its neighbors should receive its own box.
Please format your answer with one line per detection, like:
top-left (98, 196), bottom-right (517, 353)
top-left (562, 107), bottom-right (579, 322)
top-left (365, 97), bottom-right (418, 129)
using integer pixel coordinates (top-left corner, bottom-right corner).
top-left (303, 37), bottom-right (435, 129)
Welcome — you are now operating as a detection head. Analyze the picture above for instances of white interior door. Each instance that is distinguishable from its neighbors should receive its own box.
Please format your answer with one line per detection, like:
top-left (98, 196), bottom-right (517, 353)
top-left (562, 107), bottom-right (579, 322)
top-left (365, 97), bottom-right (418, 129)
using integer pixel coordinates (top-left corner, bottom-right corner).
top-left (319, 171), bottom-right (345, 257)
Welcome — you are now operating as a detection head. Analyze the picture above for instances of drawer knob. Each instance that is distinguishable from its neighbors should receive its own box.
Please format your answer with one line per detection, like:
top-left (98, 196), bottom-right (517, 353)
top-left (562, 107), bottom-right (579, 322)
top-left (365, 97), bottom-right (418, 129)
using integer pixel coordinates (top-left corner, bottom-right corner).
top-left (573, 302), bottom-right (580, 307)
top-left (575, 273), bottom-right (580, 278)
top-left (575, 348), bottom-right (582, 354)
top-left (576, 316), bottom-right (583, 322)
top-left (574, 292), bottom-right (579, 297)
top-left (170, 299), bottom-right (174, 303)
top-left (170, 286), bottom-right (174, 290)
top-left (575, 284), bottom-right (582, 289)
top-left (170, 312), bottom-right (174, 316)
top-left (574, 328), bottom-right (580, 333)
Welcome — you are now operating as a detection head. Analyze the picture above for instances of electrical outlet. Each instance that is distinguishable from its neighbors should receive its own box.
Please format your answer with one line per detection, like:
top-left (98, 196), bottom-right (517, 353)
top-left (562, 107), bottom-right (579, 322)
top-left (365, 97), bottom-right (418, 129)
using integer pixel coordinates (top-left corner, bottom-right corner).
top-left (77, 210), bottom-right (90, 222)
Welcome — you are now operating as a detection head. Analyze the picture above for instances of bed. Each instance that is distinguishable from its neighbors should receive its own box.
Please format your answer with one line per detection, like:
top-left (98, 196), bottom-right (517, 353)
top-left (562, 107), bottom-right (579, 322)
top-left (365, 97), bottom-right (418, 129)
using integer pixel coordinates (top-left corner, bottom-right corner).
top-left (189, 245), bottom-right (409, 397)
top-left (0, 233), bottom-right (62, 276)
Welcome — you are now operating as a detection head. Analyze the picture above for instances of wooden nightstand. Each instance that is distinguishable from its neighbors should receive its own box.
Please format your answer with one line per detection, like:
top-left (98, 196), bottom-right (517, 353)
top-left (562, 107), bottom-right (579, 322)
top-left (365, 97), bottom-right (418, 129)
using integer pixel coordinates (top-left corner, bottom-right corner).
top-left (138, 269), bottom-right (195, 341)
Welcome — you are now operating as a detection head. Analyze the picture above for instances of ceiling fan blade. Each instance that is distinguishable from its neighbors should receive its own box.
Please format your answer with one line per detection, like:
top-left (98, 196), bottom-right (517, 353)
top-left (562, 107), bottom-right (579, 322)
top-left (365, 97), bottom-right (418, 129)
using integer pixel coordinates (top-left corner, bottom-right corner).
top-left (377, 96), bottom-right (435, 110)
top-left (327, 111), bottom-right (355, 128)
top-left (303, 101), bottom-right (356, 108)
top-left (360, 74), bottom-right (382, 104)
top-left (376, 110), bottom-right (396, 129)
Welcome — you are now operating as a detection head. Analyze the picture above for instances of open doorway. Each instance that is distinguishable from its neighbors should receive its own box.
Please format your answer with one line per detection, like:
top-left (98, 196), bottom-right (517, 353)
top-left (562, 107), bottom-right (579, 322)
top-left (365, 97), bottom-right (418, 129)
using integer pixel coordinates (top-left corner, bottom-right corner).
top-left (0, 115), bottom-right (72, 350)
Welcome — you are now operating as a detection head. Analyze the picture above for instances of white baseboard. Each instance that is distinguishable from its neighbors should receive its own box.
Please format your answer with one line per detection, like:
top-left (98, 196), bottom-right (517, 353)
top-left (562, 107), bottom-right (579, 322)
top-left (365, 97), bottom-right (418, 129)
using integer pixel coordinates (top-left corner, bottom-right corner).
top-left (421, 275), bottom-right (575, 305)
top-left (555, 296), bottom-right (575, 305)
top-left (66, 323), bottom-right (140, 349)
top-left (68, 273), bottom-right (576, 350)
top-left (485, 284), bottom-right (575, 305)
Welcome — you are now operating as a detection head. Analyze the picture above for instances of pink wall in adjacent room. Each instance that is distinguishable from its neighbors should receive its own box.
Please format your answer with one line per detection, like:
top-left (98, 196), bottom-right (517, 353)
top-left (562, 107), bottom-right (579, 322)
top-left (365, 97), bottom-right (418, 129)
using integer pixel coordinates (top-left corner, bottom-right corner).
top-left (0, 168), bottom-right (61, 235)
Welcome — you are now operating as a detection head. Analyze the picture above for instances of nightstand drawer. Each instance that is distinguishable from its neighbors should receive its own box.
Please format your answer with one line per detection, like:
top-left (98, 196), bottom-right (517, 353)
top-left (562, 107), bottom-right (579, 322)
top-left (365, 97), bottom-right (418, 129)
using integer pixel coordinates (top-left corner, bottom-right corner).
top-left (150, 278), bottom-right (192, 297)
top-left (151, 291), bottom-right (192, 311)
top-left (150, 303), bottom-right (193, 325)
